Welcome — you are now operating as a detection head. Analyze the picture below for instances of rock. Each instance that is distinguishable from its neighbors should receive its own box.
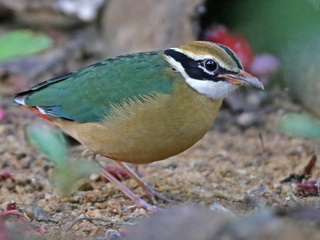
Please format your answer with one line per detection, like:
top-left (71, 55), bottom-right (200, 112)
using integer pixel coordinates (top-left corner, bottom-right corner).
top-left (56, 0), bottom-right (105, 22)
top-left (0, 0), bottom-right (105, 27)
top-left (101, 0), bottom-right (203, 57)
top-left (125, 205), bottom-right (232, 240)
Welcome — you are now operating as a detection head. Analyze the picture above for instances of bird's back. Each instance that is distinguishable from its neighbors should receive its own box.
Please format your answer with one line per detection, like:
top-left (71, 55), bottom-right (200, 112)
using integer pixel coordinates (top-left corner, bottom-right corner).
top-left (14, 50), bottom-right (174, 123)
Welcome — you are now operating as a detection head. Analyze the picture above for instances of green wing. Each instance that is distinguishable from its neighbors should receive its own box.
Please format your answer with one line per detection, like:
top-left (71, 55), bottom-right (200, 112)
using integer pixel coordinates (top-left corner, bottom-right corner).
top-left (15, 51), bottom-right (174, 122)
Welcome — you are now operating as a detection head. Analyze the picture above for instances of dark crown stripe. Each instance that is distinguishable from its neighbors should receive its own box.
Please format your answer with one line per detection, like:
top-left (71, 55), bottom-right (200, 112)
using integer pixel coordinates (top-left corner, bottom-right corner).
top-left (214, 43), bottom-right (243, 70)
top-left (164, 49), bottom-right (221, 81)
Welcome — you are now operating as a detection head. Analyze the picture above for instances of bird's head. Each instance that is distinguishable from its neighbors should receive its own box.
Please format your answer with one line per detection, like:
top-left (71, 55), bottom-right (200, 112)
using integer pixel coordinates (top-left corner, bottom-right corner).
top-left (164, 41), bottom-right (264, 99)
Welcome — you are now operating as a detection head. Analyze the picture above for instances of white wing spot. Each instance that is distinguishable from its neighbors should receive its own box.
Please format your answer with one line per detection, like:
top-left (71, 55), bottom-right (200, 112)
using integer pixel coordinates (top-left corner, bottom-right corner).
top-left (36, 107), bottom-right (47, 115)
top-left (13, 95), bottom-right (27, 105)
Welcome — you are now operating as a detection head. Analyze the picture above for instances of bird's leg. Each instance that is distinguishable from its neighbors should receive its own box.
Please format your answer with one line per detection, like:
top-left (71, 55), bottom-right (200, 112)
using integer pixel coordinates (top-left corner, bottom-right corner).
top-left (84, 151), bottom-right (159, 211)
top-left (95, 160), bottom-right (159, 212)
top-left (115, 161), bottom-right (175, 204)
top-left (82, 149), bottom-right (97, 160)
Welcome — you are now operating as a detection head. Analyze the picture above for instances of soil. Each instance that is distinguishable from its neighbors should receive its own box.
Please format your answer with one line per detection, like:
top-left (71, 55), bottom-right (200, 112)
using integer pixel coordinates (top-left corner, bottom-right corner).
top-left (1, 89), bottom-right (320, 239)
top-left (1, 1), bottom-right (319, 238)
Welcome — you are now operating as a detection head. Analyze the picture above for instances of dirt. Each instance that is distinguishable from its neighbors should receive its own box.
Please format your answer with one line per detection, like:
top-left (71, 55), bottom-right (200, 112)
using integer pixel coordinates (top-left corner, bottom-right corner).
top-left (1, 89), bottom-right (320, 239)
top-left (1, 1), bottom-right (319, 238)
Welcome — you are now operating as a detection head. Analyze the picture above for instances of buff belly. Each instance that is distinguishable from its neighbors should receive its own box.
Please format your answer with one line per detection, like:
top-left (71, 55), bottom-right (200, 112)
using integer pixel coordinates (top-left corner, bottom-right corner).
top-left (54, 83), bottom-right (222, 164)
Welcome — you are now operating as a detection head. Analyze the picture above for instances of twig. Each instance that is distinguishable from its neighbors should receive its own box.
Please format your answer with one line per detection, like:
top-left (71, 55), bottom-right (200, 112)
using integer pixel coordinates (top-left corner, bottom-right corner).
top-left (259, 132), bottom-right (265, 152)
top-left (303, 154), bottom-right (317, 176)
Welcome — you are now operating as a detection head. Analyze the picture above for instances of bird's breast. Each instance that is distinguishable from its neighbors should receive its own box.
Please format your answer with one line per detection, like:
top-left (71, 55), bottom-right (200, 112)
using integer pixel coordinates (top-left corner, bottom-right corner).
top-left (55, 81), bottom-right (222, 164)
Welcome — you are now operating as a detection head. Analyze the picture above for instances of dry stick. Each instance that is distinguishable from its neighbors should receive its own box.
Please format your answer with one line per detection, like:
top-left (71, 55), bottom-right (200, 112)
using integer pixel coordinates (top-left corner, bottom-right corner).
top-left (303, 154), bottom-right (317, 176)
top-left (259, 132), bottom-right (265, 153)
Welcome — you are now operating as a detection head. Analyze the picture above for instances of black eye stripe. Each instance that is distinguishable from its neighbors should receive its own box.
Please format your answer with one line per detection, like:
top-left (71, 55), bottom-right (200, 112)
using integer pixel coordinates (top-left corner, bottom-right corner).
top-left (164, 49), bottom-right (216, 80)
top-left (164, 49), bottom-right (236, 81)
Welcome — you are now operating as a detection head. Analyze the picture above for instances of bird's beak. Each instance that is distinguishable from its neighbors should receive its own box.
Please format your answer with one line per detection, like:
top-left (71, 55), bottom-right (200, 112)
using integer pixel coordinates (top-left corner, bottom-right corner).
top-left (218, 70), bottom-right (264, 90)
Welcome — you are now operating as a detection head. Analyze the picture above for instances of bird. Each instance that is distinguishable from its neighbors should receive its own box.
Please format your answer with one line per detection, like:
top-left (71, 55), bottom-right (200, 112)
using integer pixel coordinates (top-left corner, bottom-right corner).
top-left (14, 41), bottom-right (264, 210)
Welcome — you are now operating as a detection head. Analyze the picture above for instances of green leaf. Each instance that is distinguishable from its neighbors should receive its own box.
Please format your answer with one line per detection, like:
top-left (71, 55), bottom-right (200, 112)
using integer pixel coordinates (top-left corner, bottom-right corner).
top-left (0, 29), bottom-right (52, 62)
top-left (26, 123), bottom-right (68, 165)
top-left (52, 161), bottom-right (97, 196)
top-left (276, 113), bottom-right (320, 139)
top-left (26, 123), bottom-right (97, 195)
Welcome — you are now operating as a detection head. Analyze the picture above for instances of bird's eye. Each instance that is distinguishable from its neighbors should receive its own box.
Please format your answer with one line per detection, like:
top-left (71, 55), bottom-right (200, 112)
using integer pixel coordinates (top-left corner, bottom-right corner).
top-left (202, 59), bottom-right (218, 72)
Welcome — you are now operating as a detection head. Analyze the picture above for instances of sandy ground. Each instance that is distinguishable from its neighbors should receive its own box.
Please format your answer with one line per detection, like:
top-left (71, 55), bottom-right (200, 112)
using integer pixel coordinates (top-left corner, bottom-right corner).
top-left (0, 91), bottom-right (320, 239)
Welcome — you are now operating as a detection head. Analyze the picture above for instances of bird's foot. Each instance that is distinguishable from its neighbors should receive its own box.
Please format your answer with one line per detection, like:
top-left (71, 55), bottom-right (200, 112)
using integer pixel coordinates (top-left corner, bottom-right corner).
top-left (82, 149), bottom-right (97, 160)
top-left (115, 161), bottom-right (176, 204)
top-left (96, 160), bottom-right (161, 212)
top-left (139, 185), bottom-right (177, 205)
top-left (123, 199), bottom-right (161, 213)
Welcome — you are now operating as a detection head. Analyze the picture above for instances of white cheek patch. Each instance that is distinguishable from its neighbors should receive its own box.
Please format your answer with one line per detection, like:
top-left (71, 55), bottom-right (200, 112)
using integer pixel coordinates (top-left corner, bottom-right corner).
top-left (165, 55), bottom-right (238, 100)
top-left (185, 78), bottom-right (238, 99)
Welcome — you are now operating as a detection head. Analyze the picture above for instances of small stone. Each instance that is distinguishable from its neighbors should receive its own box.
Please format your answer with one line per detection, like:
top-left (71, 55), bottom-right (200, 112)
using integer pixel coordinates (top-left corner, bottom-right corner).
top-left (216, 150), bottom-right (228, 158)
top-left (105, 229), bottom-right (122, 240)
top-left (44, 193), bottom-right (53, 199)
top-left (90, 173), bottom-right (100, 181)
top-left (86, 209), bottom-right (102, 218)
top-left (246, 92), bottom-right (265, 109)
top-left (78, 181), bottom-right (94, 191)
top-left (210, 203), bottom-right (232, 214)
top-left (24, 206), bottom-right (36, 220)
top-left (84, 191), bottom-right (98, 203)
top-left (132, 208), bottom-right (147, 217)
top-left (236, 112), bottom-right (261, 128)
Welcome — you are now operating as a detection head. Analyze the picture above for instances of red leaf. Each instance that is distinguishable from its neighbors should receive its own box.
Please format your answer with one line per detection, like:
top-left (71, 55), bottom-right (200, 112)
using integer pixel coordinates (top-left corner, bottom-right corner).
top-left (0, 172), bottom-right (12, 181)
top-left (297, 180), bottom-right (319, 196)
top-left (6, 201), bottom-right (17, 211)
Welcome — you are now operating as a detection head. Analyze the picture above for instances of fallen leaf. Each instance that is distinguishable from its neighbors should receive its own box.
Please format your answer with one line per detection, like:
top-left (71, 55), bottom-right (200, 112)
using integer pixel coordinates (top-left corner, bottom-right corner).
top-left (26, 123), bottom-right (68, 165)
top-left (0, 30), bottom-right (53, 62)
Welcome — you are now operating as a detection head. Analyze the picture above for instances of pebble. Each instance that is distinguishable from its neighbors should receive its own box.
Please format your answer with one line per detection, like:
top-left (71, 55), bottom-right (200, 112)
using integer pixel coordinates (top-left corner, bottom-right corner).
top-left (210, 203), bottom-right (233, 214)
top-left (86, 209), bottom-right (102, 218)
top-left (236, 112), bottom-right (261, 128)
top-left (90, 173), bottom-right (101, 181)
top-left (104, 229), bottom-right (122, 240)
